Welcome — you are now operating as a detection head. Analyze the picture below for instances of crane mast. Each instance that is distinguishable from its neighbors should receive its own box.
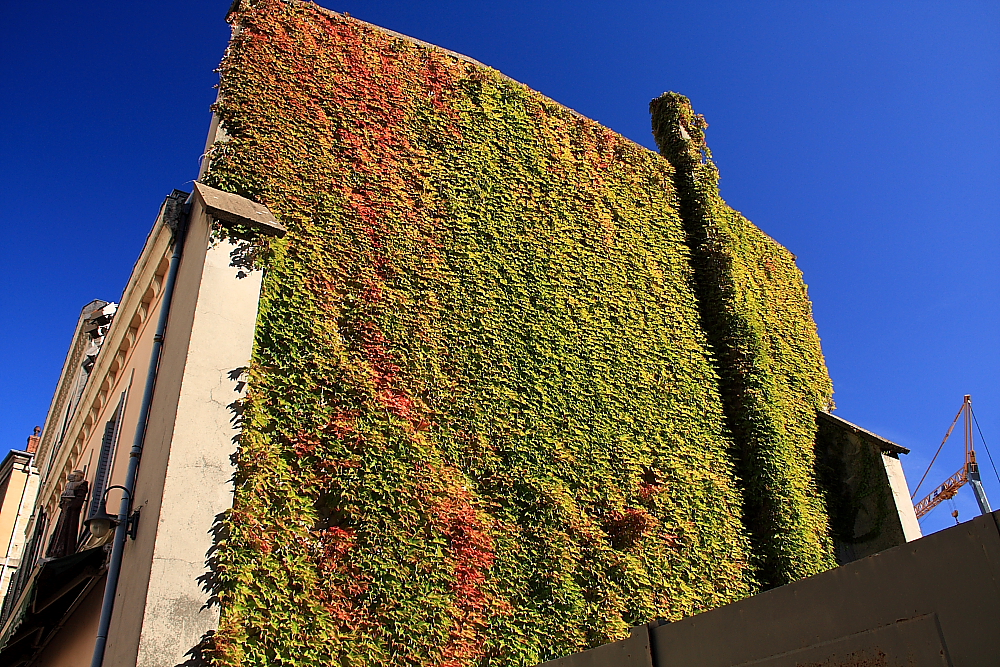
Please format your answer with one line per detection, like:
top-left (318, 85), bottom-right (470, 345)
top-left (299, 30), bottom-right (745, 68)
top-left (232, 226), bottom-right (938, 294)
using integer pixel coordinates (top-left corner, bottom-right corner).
top-left (912, 395), bottom-right (992, 520)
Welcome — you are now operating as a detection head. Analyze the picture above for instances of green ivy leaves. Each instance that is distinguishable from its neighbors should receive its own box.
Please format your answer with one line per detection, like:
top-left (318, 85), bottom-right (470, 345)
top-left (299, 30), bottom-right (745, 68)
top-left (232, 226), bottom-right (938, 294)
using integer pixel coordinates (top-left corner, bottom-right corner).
top-left (200, 5), bottom-right (833, 667)
top-left (651, 92), bottom-right (837, 587)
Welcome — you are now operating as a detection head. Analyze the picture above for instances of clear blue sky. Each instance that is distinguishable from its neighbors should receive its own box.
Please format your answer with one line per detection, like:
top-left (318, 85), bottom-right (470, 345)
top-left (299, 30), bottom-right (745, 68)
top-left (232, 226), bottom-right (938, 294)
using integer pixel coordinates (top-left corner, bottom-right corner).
top-left (2, 1), bottom-right (997, 537)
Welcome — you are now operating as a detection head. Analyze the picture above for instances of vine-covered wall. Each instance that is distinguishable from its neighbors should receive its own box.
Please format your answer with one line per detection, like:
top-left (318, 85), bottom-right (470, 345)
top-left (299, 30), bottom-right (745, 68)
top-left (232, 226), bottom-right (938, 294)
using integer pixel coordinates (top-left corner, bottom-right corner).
top-left (200, 2), bottom-right (835, 665)
top-left (650, 93), bottom-right (836, 587)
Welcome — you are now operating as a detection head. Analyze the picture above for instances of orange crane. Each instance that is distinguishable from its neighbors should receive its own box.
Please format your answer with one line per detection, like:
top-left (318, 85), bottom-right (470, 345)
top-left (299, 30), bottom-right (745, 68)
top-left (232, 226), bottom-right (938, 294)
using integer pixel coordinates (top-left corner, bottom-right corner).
top-left (912, 395), bottom-right (992, 520)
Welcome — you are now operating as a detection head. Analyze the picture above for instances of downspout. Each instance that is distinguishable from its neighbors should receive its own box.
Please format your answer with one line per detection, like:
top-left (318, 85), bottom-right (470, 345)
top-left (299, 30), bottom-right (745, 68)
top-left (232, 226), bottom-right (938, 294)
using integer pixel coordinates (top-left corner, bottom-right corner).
top-left (90, 192), bottom-right (190, 667)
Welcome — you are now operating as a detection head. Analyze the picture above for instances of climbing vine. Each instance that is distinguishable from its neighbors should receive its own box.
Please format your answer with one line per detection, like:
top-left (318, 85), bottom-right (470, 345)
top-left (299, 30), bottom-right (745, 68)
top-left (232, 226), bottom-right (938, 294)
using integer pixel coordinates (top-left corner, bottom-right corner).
top-left (198, 2), bottom-right (837, 665)
top-left (650, 93), bottom-right (837, 587)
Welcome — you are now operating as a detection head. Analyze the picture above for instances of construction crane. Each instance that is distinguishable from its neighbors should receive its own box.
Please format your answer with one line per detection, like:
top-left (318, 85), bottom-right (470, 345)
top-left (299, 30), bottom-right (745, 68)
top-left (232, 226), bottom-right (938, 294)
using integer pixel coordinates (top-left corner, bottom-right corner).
top-left (912, 395), bottom-right (992, 520)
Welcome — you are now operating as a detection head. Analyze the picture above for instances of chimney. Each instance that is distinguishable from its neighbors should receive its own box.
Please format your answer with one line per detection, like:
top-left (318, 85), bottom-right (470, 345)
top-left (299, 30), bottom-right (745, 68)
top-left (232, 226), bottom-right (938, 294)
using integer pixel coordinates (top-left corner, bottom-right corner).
top-left (26, 426), bottom-right (40, 454)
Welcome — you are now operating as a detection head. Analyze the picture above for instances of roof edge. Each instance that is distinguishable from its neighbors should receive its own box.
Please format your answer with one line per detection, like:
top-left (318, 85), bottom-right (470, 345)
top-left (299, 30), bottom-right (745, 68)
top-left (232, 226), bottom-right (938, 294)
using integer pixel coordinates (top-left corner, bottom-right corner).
top-left (193, 182), bottom-right (286, 237)
top-left (818, 410), bottom-right (910, 455)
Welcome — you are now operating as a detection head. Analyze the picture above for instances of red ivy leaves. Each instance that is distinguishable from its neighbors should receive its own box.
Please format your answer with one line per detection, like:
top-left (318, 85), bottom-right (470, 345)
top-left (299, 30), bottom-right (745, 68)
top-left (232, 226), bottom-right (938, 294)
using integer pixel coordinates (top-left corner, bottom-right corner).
top-left (601, 507), bottom-right (656, 550)
top-left (430, 481), bottom-right (508, 666)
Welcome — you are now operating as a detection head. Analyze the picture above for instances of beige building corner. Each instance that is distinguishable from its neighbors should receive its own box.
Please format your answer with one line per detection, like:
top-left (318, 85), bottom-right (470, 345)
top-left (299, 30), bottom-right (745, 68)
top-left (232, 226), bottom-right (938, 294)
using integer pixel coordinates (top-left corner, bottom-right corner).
top-left (0, 183), bottom-right (283, 667)
top-left (0, 431), bottom-right (41, 610)
top-left (883, 449), bottom-right (923, 541)
top-left (109, 186), bottom-right (273, 667)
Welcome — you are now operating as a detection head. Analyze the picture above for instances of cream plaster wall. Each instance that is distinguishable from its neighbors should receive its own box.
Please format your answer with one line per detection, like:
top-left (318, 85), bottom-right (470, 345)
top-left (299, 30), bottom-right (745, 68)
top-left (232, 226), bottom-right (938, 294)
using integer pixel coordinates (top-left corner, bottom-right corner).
top-left (0, 468), bottom-right (30, 560)
top-left (0, 460), bottom-right (39, 606)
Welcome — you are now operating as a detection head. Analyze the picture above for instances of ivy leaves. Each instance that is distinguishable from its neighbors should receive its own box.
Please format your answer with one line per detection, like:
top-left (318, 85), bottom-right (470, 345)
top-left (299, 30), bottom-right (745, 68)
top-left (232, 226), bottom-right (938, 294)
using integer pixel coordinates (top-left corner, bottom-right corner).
top-left (200, 5), bottom-right (833, 667)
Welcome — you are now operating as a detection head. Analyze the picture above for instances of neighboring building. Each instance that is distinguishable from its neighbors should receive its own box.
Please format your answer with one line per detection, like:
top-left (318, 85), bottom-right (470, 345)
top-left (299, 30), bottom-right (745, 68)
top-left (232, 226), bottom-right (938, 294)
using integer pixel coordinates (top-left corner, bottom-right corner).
top-left (815, 411), bottom-right (922, 564)
top-left (0, 2), bottom-right (922, 666)
top-left (0, 430), bottom-right (40, 609)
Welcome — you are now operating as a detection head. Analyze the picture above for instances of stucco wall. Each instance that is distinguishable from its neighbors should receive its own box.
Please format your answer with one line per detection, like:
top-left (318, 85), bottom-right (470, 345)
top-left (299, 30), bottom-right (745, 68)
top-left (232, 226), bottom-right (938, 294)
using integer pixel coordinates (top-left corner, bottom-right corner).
top-left (99, 197), bottom-right (265, 667)
top-left (0, 468), bottom-right (29, 562)
top-left (101, 197), bottom-right (211, 667)
top-left (0, 458), bottom-right (39, 608)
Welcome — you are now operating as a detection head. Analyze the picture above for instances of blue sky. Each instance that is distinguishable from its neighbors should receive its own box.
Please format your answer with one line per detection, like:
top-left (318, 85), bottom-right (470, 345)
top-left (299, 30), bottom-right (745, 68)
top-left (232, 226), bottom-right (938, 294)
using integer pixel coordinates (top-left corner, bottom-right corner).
top-left (1, 1), bottom-right (997, 537)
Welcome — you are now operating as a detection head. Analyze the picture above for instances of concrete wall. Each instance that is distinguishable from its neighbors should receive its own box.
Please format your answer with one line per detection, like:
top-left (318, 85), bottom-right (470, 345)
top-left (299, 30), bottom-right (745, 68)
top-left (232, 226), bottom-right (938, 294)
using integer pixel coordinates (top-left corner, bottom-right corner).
top-left (539, 511), bottom-right (1000, 666)
top-left (34, 579), bottom-right (104, 667)
top-left (538, 626), bottom-right (653, 667)
top-left (649, 510), bottom-right (999, 666)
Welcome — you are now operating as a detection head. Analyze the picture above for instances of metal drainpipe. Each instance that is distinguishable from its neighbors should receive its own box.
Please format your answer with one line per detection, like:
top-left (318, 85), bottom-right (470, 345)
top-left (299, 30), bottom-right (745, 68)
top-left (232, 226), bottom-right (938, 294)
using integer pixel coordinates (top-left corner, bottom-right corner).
top-left (90, 196), bottom-right (190, 667)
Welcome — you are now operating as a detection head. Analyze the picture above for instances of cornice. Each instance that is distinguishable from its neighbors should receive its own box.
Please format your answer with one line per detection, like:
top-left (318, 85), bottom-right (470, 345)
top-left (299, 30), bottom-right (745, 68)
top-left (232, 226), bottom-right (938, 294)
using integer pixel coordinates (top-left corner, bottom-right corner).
top-left (36, 202), bottom-right (178, 514)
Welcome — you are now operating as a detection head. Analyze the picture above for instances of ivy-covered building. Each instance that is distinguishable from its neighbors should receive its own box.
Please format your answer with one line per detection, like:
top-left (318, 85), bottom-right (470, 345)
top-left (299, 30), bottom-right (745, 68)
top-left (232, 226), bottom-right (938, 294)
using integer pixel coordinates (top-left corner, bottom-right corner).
top-left (0, 2), bottom-right (920, 666)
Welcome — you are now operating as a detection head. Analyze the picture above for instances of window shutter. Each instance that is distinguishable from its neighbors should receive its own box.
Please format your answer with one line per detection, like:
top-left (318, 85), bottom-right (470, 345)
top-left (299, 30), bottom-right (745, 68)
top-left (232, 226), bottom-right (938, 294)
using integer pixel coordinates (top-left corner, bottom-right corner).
top-left (88, 392), bottom-right (125, 519)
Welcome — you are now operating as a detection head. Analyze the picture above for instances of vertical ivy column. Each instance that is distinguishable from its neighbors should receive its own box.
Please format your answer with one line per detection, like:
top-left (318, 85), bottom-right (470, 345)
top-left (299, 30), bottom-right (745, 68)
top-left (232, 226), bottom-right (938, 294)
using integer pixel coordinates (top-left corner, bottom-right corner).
top-left (650, 93), bottom-right (836, 587)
